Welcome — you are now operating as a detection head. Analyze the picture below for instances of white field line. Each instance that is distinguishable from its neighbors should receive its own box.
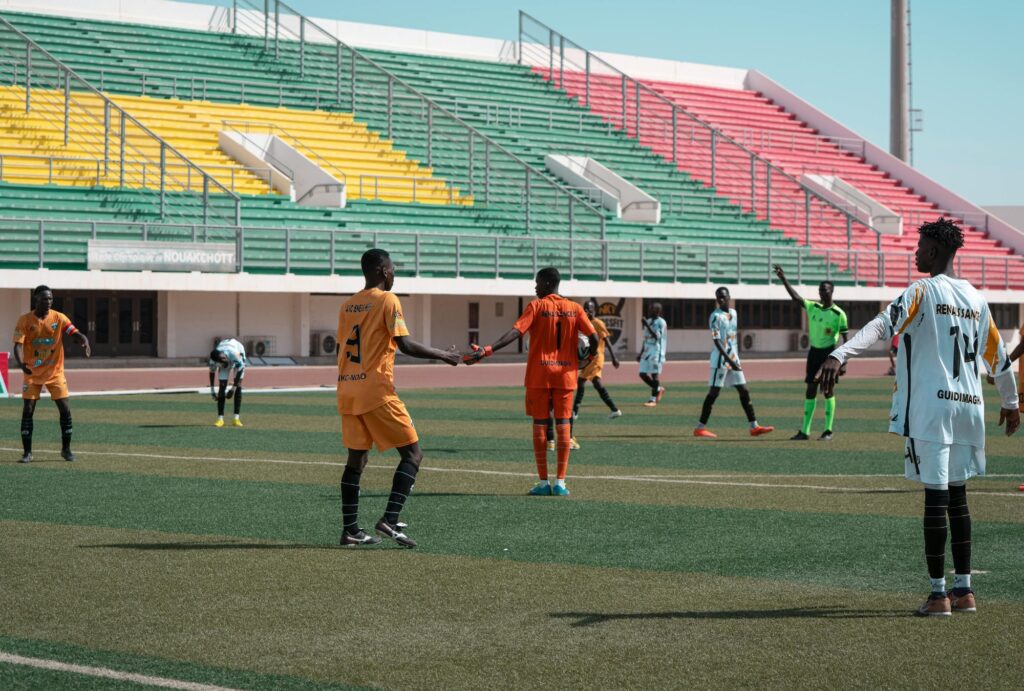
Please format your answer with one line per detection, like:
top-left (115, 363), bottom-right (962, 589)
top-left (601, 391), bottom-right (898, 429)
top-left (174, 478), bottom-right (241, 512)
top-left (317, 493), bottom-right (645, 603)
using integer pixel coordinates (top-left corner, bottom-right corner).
top-left (7, 386), bottom-right (331, 399)
top-left (4, 447), bottom-right (1022, 497)
top-left (0, 651), bottom-right (238, 691)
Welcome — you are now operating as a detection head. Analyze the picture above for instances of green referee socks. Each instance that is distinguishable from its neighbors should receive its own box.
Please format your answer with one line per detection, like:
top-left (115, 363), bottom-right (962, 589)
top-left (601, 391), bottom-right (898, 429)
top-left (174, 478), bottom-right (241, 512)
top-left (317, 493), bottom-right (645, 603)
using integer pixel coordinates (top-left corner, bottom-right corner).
top-left (824, 396), bottom-right (836, 432)
top-left (801, 399), bottom-right (816, 436)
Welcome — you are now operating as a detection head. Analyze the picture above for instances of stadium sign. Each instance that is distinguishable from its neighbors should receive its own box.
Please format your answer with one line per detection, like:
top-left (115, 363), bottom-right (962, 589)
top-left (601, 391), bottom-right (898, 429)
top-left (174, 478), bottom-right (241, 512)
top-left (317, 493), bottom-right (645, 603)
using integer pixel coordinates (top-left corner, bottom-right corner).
top-left (594, 298), bottom-right (626, 349)
top-left (87, 240), bottom-right (237, 273)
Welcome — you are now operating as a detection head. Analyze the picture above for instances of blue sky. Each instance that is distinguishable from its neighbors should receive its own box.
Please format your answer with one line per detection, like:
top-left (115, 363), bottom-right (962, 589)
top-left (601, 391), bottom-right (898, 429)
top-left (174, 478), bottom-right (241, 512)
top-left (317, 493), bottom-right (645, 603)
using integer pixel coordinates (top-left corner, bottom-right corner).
top-left (188, 0), bottom-right (1022, 205)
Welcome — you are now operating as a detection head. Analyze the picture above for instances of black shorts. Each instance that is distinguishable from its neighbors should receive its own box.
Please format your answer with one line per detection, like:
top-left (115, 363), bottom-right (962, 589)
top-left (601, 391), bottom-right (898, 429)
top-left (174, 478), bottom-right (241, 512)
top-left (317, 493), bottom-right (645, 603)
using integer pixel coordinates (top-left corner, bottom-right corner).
top-left (805, 346), bottom-right (836, 384)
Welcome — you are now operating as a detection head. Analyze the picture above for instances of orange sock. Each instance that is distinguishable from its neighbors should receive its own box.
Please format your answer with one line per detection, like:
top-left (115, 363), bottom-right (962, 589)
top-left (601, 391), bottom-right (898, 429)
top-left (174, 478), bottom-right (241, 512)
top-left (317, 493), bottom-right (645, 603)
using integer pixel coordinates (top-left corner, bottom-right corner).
top-left (532, 424), bottom-right (548, 480)
top-left (556, 423), bottom-right (571, 480)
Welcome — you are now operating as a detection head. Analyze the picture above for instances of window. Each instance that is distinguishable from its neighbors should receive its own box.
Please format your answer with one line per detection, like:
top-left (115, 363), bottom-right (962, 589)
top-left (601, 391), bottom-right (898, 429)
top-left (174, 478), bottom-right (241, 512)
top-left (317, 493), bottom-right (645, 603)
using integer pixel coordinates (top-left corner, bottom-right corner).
top-left (990, 304), bottom-right (1019, 330)
top-left (642, 299), bottom-right (714, 328)
top-left (736, 301), bottom-right (802, 329)
top-left (468, 302), bottom-right (479, 346)
top-left (844, 302), bottom-right (882, 330)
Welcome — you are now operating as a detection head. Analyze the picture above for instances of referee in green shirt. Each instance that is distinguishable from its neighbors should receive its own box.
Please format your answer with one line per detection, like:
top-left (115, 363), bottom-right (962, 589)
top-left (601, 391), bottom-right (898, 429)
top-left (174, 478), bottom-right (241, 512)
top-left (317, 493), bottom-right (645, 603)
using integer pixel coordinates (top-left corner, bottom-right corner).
top-left (774, 265), bottom-right (849, 440)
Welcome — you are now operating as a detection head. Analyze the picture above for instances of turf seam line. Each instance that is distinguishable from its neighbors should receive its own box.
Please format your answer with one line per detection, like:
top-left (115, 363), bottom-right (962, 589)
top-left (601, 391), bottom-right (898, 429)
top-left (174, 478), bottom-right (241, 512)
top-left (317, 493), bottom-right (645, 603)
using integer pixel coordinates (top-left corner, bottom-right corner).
top-left (0, 651), bottom-right (239, 690)
top-left (6, 447), bottom-right (1023, 497)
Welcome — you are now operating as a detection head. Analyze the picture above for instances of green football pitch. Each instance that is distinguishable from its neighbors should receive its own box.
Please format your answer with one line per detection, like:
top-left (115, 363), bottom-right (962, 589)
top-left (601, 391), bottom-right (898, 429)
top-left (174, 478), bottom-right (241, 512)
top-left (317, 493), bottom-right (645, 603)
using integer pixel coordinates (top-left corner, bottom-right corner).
top-left (2, 379), bottom-right (1023, 689)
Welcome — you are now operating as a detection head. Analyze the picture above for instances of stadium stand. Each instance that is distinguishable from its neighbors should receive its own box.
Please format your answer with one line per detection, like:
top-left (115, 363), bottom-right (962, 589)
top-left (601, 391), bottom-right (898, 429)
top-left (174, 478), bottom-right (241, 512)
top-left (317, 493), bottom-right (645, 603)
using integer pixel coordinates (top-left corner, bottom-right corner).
top-left (0, 9), bottom-right (853, 286)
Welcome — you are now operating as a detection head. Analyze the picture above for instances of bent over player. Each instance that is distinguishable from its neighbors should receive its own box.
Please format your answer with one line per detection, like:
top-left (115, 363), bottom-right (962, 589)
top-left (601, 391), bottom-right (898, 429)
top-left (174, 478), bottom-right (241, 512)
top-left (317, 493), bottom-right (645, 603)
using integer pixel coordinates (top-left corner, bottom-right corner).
top-left (209, 338), bottom-right (247, 427)
top-left (819, 218), bottom-right (1020, 617)
top-left (337, 249), bottom-right (460, 548)
top-left (774, 265), bottom-right (849, 440)
top-left (694, 287), bottom-right (773, 438)
top-left (13, 285), bottom-right (91, 463)
top-left (465, 268), bottom-right (597, 496)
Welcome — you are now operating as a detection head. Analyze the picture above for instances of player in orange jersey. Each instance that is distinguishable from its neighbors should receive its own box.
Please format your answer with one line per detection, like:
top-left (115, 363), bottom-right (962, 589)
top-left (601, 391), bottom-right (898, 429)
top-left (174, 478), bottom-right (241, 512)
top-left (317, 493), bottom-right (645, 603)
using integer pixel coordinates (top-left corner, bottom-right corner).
top-left (464, 267), bottom-right (597, 496)
top-left (12, 285), bottom-right (91, 463)
top-left (336, 249), bottom-right (460, 548)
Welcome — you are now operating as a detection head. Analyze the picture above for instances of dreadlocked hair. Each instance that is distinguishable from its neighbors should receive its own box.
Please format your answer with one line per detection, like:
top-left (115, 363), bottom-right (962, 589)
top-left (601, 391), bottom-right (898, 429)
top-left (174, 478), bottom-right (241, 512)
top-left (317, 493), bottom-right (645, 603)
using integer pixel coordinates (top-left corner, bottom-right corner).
top-left (918, 217), bottom-right (964, 252)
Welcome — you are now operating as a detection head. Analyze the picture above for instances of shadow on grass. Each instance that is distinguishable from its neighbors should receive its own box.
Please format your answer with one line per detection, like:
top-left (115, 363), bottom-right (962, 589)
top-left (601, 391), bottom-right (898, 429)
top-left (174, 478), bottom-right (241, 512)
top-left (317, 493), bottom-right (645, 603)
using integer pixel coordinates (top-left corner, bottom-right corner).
top-left (80, 541), bottom-right (334, 551)
top-left (319, 492), bottom-right (501, 501)
top-left (552, 606), bottom-right (902, 627)
top-left (137, 424), bottom-right (207, 429)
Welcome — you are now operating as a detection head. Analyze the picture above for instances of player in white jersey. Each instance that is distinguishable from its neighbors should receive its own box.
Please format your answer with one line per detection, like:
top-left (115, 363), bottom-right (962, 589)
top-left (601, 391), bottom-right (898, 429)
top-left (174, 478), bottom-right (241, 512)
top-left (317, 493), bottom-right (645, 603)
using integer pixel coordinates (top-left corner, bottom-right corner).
top-left (637, 302), bottom-right (667, 407)
top-left (694, 287), bottom-right (774, 438)
top-left (819, 219), bottom-right (1020, 617)
top-left (209, 338), bottom-right (247, 427)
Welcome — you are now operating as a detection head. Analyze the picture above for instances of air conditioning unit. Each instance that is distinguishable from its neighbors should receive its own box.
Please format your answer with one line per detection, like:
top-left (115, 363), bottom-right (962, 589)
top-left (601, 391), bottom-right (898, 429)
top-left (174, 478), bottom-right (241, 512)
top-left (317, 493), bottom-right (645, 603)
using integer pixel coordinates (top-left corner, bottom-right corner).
top-left (245, 336), bottom-right (275, 357)
top-left (789, 331), bottom-right (810, 351)
top-left (740, 331), bottom-right (766, 352)
top-left (310, 331), bottom-right (338, 356)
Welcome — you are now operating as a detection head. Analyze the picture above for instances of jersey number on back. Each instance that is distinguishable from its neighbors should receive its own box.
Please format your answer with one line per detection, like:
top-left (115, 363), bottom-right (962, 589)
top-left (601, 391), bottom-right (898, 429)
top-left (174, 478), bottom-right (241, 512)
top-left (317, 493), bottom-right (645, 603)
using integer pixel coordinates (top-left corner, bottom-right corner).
top-left (949, 326), bottom-right (978, 381)
top-left (345, 324), bottom-right (362, 364)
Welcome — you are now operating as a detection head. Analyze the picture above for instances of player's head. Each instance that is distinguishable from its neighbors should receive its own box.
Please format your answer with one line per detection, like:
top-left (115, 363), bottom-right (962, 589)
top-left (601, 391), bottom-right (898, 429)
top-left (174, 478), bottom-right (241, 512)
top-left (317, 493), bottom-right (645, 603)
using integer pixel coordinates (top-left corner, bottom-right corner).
top-left (583, 299), bottom-right (597, 318)
top-left (535, 267), bottom-right (560, 298)
top-left (361, 248), bottom-right (394, 290)
top-left (715, 286), bottom-right (730, 309)
top-left (31, 284), bottom-right (53, 312)
top-left (818, 280), bottom-right (834, 304)
top-left (915, 217), bottom-right (964, 274)
top-left (209, 349), bottom-right (228, 366)
top-left (647, 302), bottom-right (662, 318)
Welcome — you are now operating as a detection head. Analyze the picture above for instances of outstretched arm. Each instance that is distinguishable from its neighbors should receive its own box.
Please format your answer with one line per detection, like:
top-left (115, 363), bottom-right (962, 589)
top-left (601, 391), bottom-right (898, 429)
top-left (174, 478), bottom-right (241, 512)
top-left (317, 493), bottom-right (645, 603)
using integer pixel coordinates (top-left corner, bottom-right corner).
top-left (772, 264), bottom-right (804, 304)
top-left (818, 313), bottom-right (888, 396)
top-left (462, 327), bottom-right (520, 363)
top-left (395, 335), bottom-right (460, 366)
top-left (1010, 340), bottom-right (1024, 363)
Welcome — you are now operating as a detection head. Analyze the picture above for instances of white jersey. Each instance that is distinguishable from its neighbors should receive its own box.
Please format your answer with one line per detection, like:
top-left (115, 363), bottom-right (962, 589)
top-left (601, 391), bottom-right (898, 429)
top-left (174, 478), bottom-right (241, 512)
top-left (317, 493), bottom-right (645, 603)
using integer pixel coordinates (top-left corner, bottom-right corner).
top-left (210, 338), bottom-right (247, 375)
top-left (883, 275), bottom-right (1009, 448)
top-left (709, 308), bottom-right (740, 368)
top-left (640, 316), bottom-right (666, 363)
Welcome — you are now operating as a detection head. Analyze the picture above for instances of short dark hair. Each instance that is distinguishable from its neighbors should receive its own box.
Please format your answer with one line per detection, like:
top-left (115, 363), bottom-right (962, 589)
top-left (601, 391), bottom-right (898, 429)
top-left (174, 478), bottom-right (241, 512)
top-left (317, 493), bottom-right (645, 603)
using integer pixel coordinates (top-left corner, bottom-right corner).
top-left (919, 217), bottom-right (964, 253)
top-left (715, 286), bottom-right (730, 296)
top-left (209, 349), bottom-right (221, 362)
top-left (537, 267), bottom-right (561, 285)
top-left (33, 285), bottom-right (51, 297)
top-left (361, 248), bottom-right (390, 276)
top-left (819, 280), bottom-right (834, 291)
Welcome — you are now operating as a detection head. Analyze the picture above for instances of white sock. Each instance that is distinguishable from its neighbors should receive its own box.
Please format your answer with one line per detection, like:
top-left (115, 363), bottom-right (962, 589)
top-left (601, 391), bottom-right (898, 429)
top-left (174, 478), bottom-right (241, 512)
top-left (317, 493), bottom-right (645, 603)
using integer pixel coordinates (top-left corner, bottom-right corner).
top-left (953, 573), bottom-right (971, 591)
top-left (555, 479), bottom-right (566, 488)
top-left (234, 414), bottom-right (240, 421)
top-left (696, 422), bottom-right (706, 429)
top-left (217, 415), bottom-right (224, 422)
top-left (930, 576), bottom-right (946, 594)
top-left (537, 479), bottom-right (549, 487)
top-left (749, 421), bottom-right (759, 429)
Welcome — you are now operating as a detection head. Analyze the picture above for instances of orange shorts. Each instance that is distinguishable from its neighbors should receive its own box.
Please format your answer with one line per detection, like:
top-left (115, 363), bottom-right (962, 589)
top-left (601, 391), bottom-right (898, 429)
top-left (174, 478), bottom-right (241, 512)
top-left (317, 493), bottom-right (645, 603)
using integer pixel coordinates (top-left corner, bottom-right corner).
top-left (341, 399), bottom-right (418, 452)
top-left (525, 387), bottom-right (575, 420)
top-left (23, 375), bottom-right (70, 401)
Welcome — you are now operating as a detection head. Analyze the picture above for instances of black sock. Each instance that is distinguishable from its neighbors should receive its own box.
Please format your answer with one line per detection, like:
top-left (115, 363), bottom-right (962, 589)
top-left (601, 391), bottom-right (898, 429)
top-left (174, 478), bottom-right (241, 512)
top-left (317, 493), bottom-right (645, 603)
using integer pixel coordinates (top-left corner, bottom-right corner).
top-left (737, 386), bottom-right (756, 422)
top-left (217, 382), bottom-right (226, 416)
top-left (341, 466), bottom-right (362, 535)
top-left (947, 484), bottom-right (971, 584)
top-left (923, 488), bottom-right (950, 580)
top-left (233, 387), bottom-right (243, 415)
top-left (59, 409), bottom-right (73, 451)
top-left (573, 384), bottom-right (585, 417)
top-left (700, 388), bottom-right (720, 425)
top-left (593, 379), bottom-right (617, 411)
top-left (20, 413), bottom-right (33, 455)
top-left (650, 375), bottom-right (660, 398)
top-left (639, 373), bottom-right (654, 390)
top-left (384, 459), bottom-right (419, 525)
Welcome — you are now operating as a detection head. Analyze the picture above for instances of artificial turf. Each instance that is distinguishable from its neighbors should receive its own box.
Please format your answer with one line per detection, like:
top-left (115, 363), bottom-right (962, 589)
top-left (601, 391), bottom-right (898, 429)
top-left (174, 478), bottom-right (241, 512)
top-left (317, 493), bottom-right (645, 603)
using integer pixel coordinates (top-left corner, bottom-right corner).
top-left (2, 379), bottom-right (1023, 689)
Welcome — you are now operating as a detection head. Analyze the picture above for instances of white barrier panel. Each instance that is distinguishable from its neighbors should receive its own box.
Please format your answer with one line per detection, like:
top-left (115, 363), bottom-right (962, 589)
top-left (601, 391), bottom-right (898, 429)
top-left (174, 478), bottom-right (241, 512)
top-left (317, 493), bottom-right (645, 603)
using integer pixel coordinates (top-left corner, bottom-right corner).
top-left (801, 174), bottom-right (903, 236)
top-left (545, 154), bottom-right (660, 223)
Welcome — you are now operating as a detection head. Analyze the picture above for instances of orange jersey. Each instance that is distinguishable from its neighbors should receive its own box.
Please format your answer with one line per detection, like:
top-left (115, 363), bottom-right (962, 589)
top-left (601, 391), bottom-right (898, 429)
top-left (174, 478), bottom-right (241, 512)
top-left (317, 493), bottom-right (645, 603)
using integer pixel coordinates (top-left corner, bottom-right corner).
top-left (514, 294), bottom-right (595, 389)
top-left (13, 310), bottom-right (77, 385)
top-left (336, 288), bottom-right (410, 416)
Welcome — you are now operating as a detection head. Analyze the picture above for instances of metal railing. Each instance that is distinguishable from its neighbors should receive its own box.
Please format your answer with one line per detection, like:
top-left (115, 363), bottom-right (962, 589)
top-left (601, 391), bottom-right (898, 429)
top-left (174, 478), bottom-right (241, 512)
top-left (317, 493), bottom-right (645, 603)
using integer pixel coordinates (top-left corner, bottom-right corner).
top-left (517, 11), bottom-right (889, 252)
top-left (221, 0), bottom-right (608, 237)
top-left (0, 16), bottom-right (241, 225)
top-left (3, 217), bottom-right (1023, 289)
